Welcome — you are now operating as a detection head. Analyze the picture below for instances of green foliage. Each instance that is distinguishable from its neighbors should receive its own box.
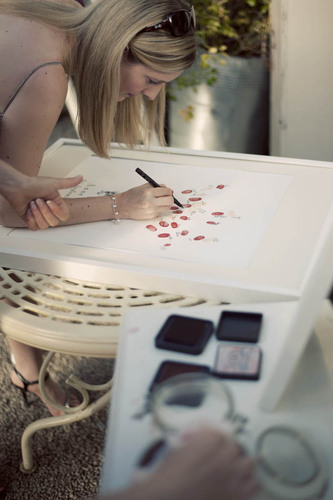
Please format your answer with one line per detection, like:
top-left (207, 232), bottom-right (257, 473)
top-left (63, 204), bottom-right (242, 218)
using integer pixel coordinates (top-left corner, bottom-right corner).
top-left (173, 59), bottom-right (218, 90)
top-left (168, 0), bottom-right (270, 113)
top-left (193, 0), bottom-right (270, 57)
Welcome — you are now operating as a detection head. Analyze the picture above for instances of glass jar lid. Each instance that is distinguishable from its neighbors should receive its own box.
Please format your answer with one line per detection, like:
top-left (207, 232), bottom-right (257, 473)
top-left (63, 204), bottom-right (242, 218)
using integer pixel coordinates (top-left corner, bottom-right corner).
top-left (256, 426), bottom-right (328, 499)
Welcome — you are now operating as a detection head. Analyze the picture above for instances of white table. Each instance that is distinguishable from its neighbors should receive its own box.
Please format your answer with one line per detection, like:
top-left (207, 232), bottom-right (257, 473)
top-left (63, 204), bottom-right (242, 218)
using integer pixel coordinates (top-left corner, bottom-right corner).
top-left (0, 139), bottom-right (332, 479)
top-left (1, 139), bottom-right (333, 304)
top-left (100, 299), bottom-right (333, 499)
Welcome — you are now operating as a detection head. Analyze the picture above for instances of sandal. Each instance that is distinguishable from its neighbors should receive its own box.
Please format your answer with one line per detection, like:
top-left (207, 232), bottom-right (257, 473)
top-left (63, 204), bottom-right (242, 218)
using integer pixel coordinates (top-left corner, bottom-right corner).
top-left (11, 365), bottom-right (49, 408)
top-left (11, 366), bottom-right (80, 414)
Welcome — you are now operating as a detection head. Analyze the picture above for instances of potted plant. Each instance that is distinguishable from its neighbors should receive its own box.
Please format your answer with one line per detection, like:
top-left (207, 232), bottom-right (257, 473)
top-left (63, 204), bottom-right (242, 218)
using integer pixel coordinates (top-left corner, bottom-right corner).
top-left (167, 0), bottom-right (270, 154)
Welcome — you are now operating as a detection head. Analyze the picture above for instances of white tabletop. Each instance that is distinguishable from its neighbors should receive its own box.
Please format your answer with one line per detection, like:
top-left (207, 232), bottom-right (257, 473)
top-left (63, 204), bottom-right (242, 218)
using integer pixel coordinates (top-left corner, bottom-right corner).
top-left (100, 299), bottom-right (333, 498)
top-left (1, 139), bottom-right (333, 304)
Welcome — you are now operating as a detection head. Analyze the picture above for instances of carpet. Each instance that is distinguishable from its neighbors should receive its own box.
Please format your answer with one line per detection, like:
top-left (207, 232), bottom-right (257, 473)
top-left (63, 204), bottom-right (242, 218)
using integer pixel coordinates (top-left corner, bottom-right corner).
top-left (0, 333), bottom-right (114, 500)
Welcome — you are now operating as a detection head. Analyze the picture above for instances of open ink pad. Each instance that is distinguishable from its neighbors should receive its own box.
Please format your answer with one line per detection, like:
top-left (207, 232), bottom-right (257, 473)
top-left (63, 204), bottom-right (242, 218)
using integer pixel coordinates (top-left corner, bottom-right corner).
top-left (216, 310), bottom-right (263, 343)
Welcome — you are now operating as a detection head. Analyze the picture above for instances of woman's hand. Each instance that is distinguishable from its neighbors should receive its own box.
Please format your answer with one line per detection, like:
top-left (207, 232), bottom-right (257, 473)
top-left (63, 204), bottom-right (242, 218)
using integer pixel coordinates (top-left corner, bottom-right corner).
top-left (99, 427), bottom-right (259, 500)
top-left (25, 193), bottom-right (72, 231)
top-left (144, 427), bottom-right (259, 500)
top-left (116, 183), bottom-right (174, 220)
top-left (0, 161), bottom-right (83, 230)
top-left (21, 176), bottom-right (83, 230)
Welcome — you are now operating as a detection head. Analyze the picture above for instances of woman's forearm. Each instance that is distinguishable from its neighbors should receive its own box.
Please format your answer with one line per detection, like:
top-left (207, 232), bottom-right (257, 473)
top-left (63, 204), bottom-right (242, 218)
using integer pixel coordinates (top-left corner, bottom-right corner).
top-left (58, 195), bottom-right (115, 225)
top-left (0, 176), bottom-right (174, 228)
top-left (0, 195), bottom-right (115, 228)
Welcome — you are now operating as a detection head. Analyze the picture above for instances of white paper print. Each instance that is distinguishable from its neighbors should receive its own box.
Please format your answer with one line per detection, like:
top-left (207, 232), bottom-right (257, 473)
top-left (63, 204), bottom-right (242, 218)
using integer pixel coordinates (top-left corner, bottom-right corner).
top-left (9, 157), bottom-right (293, 268)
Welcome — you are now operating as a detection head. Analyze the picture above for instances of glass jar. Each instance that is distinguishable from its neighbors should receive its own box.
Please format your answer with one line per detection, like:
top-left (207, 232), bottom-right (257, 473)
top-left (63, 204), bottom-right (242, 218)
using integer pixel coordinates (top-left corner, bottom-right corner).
top-left (150, 372), bottom-right (237, 436)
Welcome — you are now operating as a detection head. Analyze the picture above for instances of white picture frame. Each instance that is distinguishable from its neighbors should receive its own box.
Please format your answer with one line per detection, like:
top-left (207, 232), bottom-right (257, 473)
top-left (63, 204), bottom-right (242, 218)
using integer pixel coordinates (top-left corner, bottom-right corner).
top-left (0, 139), bottom-right (332, 304)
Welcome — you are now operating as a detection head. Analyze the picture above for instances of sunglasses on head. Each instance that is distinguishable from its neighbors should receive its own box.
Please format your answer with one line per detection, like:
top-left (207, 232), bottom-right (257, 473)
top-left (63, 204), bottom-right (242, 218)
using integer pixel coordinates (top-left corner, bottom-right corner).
top-left (138, 6), bottom-right (196, 37)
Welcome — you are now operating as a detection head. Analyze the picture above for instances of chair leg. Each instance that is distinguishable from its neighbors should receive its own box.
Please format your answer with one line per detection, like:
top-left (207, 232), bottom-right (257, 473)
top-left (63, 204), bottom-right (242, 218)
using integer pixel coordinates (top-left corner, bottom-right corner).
top-left (20, 389), bottom-right (112, 473)
top-left (20, 351), bottom-right (113, 473)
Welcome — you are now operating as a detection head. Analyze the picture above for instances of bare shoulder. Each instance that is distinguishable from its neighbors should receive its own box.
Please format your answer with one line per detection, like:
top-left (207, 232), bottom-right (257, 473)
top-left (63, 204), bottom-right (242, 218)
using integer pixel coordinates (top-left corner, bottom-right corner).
top-left (0, 13), bottom-right (70, 110)
top-left (0, 5), bottom-right (77, 177)
top-left (0, 13), bottom-right (69, 83)
top-left (24, 62), bottom-right (68, 105)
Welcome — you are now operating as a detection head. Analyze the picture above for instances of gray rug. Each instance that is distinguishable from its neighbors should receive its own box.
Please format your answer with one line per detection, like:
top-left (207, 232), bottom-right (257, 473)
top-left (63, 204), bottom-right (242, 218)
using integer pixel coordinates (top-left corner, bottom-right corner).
top-left (0, 334), bottom-right (114, 499)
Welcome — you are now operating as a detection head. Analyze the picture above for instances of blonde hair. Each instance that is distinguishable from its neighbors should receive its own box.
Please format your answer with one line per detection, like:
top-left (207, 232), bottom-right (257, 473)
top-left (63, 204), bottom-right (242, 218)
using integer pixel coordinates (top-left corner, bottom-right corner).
top-left (0, 0), bottom-right (196, 157)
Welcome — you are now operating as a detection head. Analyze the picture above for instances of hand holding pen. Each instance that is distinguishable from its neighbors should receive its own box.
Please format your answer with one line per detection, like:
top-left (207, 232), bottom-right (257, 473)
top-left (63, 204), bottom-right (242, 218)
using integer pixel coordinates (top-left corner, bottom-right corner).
top-left (112, 169), bottom-right (177, 220)
top-left (135, 167), bottom-right (183, 209)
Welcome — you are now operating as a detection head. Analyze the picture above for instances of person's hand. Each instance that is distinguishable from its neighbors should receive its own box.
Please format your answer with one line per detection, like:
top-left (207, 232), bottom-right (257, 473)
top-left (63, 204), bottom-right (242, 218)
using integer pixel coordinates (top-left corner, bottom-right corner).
top-left (116, 183), bottom-right (174, 220)
top-left (114, 427), bottom-right (259, 500)
top-left (15, 175), bottom-right (83, 230)
top-left (148, 427), bottom-right (259, 500)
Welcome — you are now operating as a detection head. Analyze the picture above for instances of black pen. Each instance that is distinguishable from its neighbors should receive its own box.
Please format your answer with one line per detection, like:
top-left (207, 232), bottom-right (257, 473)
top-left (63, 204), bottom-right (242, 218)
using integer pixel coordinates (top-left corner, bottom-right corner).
top-left (135, 167), bottom-right (184, 209)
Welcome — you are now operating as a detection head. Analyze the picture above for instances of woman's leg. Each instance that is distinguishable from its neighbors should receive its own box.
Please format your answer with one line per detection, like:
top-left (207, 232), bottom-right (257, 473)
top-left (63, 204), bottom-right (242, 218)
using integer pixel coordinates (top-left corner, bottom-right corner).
top-left (8, 338), bottom-right (78, 416)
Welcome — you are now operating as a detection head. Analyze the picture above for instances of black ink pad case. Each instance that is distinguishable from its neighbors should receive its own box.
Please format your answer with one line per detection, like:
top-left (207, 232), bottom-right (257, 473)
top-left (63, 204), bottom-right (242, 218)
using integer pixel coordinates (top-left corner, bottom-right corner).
top-left (215, 310), bottom-right (263, 343)
top-left (155, 314), bottom-right (214, 355)
top-left (149, 360), bottom-right (211, 393)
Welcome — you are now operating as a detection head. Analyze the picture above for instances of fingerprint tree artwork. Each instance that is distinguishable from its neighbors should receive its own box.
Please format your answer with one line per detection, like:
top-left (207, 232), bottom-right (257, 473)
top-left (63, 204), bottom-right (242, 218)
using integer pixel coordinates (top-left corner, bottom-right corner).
top-left (14, 157), bottom-right (292, 269)
top-left (145, 183), bottom-right (241, 250)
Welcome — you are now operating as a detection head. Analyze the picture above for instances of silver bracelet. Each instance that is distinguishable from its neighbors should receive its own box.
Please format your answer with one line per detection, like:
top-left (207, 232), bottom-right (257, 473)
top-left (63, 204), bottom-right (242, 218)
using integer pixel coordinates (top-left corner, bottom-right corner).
top-left (109, 194), bottom-right (120, 224)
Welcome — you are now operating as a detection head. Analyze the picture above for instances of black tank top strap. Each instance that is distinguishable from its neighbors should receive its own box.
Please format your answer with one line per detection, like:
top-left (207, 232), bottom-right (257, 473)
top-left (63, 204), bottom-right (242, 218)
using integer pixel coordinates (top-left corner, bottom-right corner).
top-left (0, 61), bottom-right (63, 121)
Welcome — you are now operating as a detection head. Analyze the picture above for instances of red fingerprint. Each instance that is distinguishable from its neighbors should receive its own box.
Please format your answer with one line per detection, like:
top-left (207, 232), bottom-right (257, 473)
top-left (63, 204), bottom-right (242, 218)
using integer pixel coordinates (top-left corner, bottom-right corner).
top-left (207, 221), bottom-right (218, 225)
top-left (194, 235), bottom-right (205, 241)
top-left (188, 197), bottom-right (202, 202)
top-left (181, 230), bottom-right (189, 236)
top-left (171, 222), bottom-right (178, 228)
top-left (146, 225), bottom-right (157, 232)
top-left (183, 204), bottom-right (192, 208)
top-left (171, 206), bottom-right (179, 211)
top-left (180, 216), bottom-right (189, 220)
top-left (158, 233), bottom-right (170, 238)
top-left (159, 221), bottom-right (169, 227)
top-left (182, 189), bottom-right (193, 194)
top-left (211, 212), bottom-right (224, 216)
top-left (172, 210), bottom-right (183, 214)
top-left (164, 243), bottom-right (171, 247)
top-left (217, 184), bottom-right (225, 189)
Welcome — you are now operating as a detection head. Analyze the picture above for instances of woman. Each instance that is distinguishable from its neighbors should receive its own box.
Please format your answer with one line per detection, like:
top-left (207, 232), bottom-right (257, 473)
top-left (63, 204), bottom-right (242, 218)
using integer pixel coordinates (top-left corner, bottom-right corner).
top-left (0, 0), bottom-right (196, 414)
top-left (0, 0), bottom-right (196, 227)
